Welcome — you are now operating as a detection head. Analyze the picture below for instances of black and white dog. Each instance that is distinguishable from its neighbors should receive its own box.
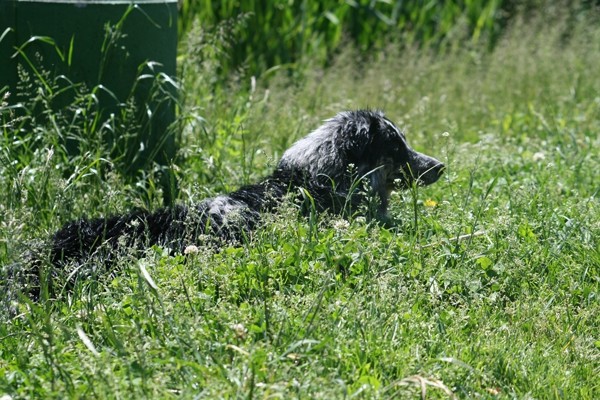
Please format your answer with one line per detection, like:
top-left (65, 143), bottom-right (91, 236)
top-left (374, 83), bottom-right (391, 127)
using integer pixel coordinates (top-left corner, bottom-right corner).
top-left (39, 110), bottom-right (443, 287)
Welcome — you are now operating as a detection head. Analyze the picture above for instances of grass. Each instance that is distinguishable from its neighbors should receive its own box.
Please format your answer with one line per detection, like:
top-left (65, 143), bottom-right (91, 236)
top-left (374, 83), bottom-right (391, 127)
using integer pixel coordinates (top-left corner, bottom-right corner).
top-left (1, 8), bottom-right (600, 400)
top-left (177, 0), bottom-right (505, 77)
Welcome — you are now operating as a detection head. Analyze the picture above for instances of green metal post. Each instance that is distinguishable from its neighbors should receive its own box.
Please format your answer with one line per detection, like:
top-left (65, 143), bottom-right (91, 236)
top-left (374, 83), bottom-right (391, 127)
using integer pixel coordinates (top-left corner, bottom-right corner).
top-left (0, 0), bottom-right (178, 203)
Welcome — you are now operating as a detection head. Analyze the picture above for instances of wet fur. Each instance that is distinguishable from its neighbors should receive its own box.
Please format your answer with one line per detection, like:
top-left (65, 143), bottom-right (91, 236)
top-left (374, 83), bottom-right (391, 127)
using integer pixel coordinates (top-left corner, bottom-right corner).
top-left (24, 110), bottom-right (444, 295)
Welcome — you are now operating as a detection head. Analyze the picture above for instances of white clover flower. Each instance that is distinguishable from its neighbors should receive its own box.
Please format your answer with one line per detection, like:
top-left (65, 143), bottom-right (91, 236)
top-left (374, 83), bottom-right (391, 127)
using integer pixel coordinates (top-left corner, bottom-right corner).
top-left (532, 151), bottom-right (546, 161)
top-left (332, 219), bottom-right (350, 230)
top-left (231, 323), bottom-right (247, 339)
top-left (184, 245), bottom-right (199, 255)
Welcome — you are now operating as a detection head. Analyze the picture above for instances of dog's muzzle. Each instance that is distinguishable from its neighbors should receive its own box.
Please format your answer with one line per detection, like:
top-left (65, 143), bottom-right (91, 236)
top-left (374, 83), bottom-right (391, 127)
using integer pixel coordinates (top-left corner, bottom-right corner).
top-left (408, 150), bottom-right (445, 186)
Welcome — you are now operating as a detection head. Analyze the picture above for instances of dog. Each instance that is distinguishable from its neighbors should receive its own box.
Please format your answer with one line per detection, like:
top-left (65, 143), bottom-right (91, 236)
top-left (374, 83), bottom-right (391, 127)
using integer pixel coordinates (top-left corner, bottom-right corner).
top-left (278, 109), bottom-right (444, 215)
top-left (23, 109), bottom-right (444, 296)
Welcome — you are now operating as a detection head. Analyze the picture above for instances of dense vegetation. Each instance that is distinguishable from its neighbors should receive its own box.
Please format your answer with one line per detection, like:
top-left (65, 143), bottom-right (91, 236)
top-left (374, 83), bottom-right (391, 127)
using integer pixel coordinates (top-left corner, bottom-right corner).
top-left (178, 0), bottom-right (503, 78)
top-left (1, 1), bottom-right (599, 398)
top-left (177, 0), bottom-right (599, 79)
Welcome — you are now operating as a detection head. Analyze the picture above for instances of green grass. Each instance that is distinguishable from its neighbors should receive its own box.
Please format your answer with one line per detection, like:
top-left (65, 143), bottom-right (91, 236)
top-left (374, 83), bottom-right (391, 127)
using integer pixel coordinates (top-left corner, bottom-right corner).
top-left (1, 8), bottom-right (600, 400)
top-left (177, 0), bottom-right (505, 78)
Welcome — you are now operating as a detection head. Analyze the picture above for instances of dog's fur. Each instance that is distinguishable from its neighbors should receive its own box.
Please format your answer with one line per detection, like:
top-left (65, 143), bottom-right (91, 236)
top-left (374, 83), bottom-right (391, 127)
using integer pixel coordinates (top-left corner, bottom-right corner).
top-left (24, 110), bottom-right (443, 295)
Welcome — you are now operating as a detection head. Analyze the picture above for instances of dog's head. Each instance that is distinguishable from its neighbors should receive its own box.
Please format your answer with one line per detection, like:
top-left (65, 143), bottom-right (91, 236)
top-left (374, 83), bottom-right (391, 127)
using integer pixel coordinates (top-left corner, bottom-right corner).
top-left (278, 110), bottom-right (444, 214)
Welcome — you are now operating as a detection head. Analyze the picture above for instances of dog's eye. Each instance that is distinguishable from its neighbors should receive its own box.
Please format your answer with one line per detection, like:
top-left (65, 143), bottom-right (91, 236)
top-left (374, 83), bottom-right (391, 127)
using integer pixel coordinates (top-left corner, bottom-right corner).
top-left (391, 145), bottom-right (402, 154)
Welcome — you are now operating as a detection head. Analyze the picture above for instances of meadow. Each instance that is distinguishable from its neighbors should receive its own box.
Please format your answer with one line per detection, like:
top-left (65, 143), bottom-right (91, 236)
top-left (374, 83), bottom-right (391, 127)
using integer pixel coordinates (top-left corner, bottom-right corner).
top-left (1, 3), bottom-right (599, 399)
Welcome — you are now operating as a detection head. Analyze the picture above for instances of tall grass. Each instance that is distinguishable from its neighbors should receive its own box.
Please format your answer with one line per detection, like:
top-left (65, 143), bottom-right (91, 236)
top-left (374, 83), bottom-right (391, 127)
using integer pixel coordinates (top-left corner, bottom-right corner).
top-left (1, 3), bottom-right (599, 399)
top-left (177, 1), bottom-right (600, 81)
top-left (178, 0), bottom-right (506, 79)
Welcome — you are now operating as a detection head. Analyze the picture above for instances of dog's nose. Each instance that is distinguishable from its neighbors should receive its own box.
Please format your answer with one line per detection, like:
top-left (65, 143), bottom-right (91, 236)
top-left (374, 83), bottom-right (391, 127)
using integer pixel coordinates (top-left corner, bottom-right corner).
top-left (415, 156), bottom-right (445, 186)
top-left (420, 161), bottom-right (444, 185)
top-left (433, 162), bottom-right (445, 177)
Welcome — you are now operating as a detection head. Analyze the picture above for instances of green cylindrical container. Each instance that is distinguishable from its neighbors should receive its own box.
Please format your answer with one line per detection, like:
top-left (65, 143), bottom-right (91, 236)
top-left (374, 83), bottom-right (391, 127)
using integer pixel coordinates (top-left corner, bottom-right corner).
top-left (0, 0), bottom-right (178, 202)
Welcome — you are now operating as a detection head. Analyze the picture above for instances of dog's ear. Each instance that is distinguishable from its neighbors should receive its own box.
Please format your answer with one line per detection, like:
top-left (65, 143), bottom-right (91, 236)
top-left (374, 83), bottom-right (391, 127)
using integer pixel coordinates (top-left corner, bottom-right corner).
top-left (337, 116), bottom-right (373, 161)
